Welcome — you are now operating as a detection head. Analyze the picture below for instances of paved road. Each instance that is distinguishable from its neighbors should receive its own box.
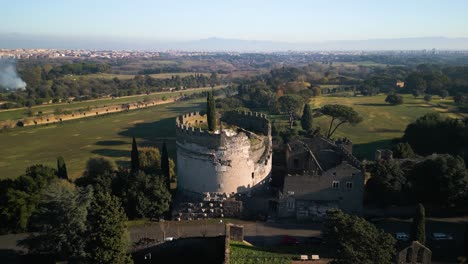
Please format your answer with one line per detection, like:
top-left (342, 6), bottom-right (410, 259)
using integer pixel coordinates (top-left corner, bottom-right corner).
top-left (129, 220), bottom-right (322, 247)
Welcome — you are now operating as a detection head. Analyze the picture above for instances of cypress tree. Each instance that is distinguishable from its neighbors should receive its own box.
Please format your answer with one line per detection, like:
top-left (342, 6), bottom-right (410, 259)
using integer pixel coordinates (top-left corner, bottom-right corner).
top-left (57, 156), bottom-right (68, 180)
top-left (301, 104), bottom-right (313, 132)
top-left (161, 141), bottom-right (170, 189)
top-left (410, 203), bottom-right (426, 244)
top-left (131, 136), bottom-right (139, 173)
top-left (207, 91), bottom-right (216, 131)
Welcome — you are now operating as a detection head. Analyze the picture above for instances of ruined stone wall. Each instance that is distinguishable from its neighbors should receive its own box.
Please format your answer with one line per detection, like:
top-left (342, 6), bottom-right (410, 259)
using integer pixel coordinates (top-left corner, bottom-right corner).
top-left (221, 111), bottom-right (270, 135)
top-left (176, 111), bottom-right (272, 194)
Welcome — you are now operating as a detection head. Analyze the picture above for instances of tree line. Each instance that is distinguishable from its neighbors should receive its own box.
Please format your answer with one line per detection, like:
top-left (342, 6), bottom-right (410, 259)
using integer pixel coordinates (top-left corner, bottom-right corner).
top-left (1, 62), bottom-right (220, 109)
top-left (0, 138), bottom-right (174, 263)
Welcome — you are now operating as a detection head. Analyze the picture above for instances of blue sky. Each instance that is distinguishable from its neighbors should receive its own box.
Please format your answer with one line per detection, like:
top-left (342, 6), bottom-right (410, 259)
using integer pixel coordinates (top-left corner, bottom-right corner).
top-left (2, 0), bottom-right (468, 42)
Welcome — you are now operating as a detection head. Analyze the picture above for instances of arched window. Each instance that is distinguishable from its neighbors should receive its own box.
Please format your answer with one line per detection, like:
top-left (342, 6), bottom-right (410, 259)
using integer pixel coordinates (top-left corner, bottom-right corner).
top-left (406, 248), bottom-right (413, 262)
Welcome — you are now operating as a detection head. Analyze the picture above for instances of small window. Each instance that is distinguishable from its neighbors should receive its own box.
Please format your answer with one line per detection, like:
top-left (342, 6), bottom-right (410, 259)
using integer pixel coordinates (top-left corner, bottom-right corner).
top-left (346, 182), bottom-right (353, 189)
top-left (406, 248), bottom-right (413, 262)
top-left (287, 191), bottom-right (295, 195)
top-left (251, 172), bottom-right (255, 179)
top-left (332, 172), bottom-right (336, 176)
top-left (287, 198), bottom-right (295, 209)
top-left (293, 158), bottom-right (299, 168)
top-left (332, 181), bottom-right (340, 189)
top-left (351, 173), bottom-right (356, 176)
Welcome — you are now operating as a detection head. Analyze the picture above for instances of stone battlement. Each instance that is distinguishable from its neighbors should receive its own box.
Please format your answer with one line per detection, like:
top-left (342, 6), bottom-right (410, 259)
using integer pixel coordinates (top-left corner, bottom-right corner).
top-left (175, 110), bottom-right (271, 150)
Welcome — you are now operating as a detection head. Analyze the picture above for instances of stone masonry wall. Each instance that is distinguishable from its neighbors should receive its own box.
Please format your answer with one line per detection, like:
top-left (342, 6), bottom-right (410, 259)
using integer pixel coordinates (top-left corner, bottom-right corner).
top-left (176, 111), bottom-right (272, 194)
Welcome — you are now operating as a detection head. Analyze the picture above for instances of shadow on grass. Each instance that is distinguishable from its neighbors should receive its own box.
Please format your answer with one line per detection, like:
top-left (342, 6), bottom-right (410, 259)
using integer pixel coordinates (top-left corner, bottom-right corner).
top-left (353, 139), bottom-right (396, 160)
top-left (355, 103), bottom-right (390, 107)
top-left (118, 117), bottom-right (176, 157)
top-left (95, 140), bottom-right (127, 146)
top-left (373, 128), bottom-right (403, 133)
top-left (91, 149), bottom-right (130, 158)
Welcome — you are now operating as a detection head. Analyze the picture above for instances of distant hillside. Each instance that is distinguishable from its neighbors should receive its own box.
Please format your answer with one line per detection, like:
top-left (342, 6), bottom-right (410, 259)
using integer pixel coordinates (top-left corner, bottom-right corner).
top-left (1, 33), bottom-right (467, 51)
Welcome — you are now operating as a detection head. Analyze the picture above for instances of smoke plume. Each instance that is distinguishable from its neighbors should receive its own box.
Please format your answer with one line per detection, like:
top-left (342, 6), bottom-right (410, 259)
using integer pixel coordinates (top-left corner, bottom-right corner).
top-left (0, 59), bottom-right (26, 90)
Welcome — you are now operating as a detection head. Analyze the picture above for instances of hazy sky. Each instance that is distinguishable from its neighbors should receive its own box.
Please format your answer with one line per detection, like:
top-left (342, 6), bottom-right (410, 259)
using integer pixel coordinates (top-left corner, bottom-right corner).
top-left (2, 0), bottom-right (468, 42)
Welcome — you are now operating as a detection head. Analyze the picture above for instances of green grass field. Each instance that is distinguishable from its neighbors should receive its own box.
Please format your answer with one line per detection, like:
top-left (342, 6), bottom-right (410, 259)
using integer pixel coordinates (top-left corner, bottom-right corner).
top-left (0, 98), bottom-right (206, 179)
top-left (0, 86), bottom-right (221, 122)
top-left (309, 94), bottom-right (461, 159)
top-left (229, 240), bottom-right (293, 264)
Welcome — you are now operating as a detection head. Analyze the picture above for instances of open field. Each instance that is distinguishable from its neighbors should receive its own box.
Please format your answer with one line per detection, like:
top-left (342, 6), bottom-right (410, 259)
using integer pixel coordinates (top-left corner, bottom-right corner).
top-left (0, 86), bottom-right (222, 122)
top-left (0, 98), bottom-right (206, 179)
top-left (309, 94), bottom-right (462, 159)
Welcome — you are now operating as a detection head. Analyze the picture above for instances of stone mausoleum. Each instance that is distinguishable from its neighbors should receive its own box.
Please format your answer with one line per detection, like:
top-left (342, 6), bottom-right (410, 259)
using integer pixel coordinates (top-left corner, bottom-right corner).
top-left (176, 110), bottom-right (272, 195)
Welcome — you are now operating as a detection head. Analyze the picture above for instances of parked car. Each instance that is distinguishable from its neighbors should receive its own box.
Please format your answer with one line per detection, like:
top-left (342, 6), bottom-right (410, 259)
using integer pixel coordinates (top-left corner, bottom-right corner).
top-left (430, 232), bottom-right (453, 241)
top-left (394, 232), bottom-right (410, 242)
top-left (281, 235), bottom-right (299, 246)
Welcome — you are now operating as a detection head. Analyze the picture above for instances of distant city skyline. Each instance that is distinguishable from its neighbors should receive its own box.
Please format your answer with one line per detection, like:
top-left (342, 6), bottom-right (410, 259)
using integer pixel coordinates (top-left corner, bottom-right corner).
top-left (3, 0), bottom-right (468, 41)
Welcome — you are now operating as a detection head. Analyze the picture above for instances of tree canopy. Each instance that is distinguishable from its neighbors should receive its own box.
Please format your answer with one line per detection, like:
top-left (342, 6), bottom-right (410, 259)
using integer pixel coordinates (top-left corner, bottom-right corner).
top-left (365, 161), bottom-right (407, 206)
top-left (19, 181), bottom-right (93, 261)
top-left (323, 209), bottom-right (396, 264)
top-left (319, 104), bottom-right (362, 138)
top-left (385, 94), bottom-right (404, 105)
top-left (392, 142), bottom-right (415, 159)
top-left (408, 154), bottom-right (468, 205)
top-left (278, 95), bottom-right (305, 128)
top-left (403, 113), bottom-right (467, 156)
top-left (85, 191), bottom-right (133, 264)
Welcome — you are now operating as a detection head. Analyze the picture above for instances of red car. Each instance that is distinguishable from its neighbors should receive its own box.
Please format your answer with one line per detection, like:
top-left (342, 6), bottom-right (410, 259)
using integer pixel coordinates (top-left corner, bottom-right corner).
top-left (281, 235), bottom-right (300, 245)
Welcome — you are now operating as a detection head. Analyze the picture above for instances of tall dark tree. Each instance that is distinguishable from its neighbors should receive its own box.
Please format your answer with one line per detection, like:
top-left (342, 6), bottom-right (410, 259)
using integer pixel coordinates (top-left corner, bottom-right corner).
top-left (207, 91), bottom-right (216, 131)
top-left (301, 103), bottom-right (313, 131)
top-left (410, 203), bottom-right (426, 244)
top-left (408, 154), bottom-right (468, 205)
top-left (85, 191), bottom-right (133, 264)
top-left (56, 156), bottom-right (68, 180)
top-left (131, 136), bottom-right (139, 173)
top-left (19, 181), bottom-right (93, 262)
top-left (161, 141), bottom-right (170, 189)
top-left (123, 171), bottom-right (171, 219)
top-left (323, 209), bottom-right (396, 264)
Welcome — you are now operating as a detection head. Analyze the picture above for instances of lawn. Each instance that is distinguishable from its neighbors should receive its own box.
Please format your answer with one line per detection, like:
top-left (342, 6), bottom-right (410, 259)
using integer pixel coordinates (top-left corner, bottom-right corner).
top-left (309, 94), bottom-right (462, 159)
top-left (0, 98), bottom-right (206, 179)
top-left (0, 86), bottom-right (221, 122)
top-left (229, 240), bottom-right (293, 264)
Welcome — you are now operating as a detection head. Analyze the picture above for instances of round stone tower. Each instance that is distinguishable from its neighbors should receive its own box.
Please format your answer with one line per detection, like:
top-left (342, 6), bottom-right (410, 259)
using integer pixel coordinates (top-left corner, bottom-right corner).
top-left (176, 110), bottom-right (272, 195)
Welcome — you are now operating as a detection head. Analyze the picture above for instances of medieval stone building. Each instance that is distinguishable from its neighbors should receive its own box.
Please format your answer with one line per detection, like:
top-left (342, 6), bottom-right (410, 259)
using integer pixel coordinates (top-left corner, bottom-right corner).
top-left (277, 136), bottom-right (364, 220)
top-left (176, 110), bottom-right (272, 196)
